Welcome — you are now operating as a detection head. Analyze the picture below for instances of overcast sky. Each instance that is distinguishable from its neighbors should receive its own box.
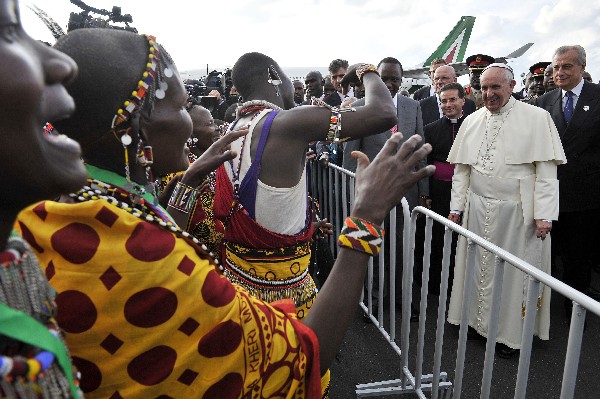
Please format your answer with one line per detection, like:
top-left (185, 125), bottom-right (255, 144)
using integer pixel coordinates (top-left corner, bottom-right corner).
top-left (20, 0), bottom-right (600, 89)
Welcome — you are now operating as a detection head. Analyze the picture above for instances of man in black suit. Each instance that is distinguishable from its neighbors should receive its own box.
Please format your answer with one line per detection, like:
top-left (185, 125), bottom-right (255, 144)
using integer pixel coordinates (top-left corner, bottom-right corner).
top-left (420, 65), bottom-right (475, 126)
top-left (412, 58), bottom-right (447, 101)
top-left (534, 45), bottom-right (600, 306)
top-left (317, 59), bottom-right (349, 165)
top-left (302, 70), bottom-right (324, 104)
top-left (420, 82), bottom-right (467, 295)
top-left (324, 59), bottom-right (348, 106)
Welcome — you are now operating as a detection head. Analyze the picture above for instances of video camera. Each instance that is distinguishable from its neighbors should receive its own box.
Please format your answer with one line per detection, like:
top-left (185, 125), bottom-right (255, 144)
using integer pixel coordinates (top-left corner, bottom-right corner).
top-left (67, 0), bottom-right (137, 32)
top-left (184, 80), bottom-right (219, 112)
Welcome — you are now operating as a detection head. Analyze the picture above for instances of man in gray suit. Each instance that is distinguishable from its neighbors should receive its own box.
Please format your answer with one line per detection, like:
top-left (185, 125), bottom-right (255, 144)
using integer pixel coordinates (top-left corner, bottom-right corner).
top-left (343, 57), bottom-right (428, 316)
top-left (343, 57), bottom-right (428, 209)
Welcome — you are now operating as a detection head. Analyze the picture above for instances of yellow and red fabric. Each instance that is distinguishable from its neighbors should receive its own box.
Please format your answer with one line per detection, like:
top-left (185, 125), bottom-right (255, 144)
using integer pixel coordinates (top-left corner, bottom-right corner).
top-left (17, 199), bottom-right (321, 398)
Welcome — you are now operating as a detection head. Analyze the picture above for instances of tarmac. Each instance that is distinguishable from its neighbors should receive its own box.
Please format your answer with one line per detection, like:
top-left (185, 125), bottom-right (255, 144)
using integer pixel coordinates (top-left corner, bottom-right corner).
top-left (328, 267), bottom-right (600, 398)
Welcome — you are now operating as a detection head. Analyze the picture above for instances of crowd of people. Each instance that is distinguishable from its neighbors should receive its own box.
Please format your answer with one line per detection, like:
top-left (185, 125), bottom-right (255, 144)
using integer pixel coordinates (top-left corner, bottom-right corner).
top-left (1, 0), bottom-right (598, 396)
top-left (0, 1), bottom-right (435, 397)
top-left (309, 47), bottom-right (596, 360)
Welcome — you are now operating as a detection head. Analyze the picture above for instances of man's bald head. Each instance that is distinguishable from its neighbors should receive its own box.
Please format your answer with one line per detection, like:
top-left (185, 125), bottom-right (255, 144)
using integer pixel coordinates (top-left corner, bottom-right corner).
top-left (433, 65), bottom-right (457, 93)
top-left (304, 71), bottom-right (324, 99)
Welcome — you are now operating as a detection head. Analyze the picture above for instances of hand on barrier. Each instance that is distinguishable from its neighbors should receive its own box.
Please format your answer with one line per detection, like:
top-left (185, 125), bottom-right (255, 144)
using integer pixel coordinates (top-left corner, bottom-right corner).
top-left (448, 213), bottom-right (462, 225)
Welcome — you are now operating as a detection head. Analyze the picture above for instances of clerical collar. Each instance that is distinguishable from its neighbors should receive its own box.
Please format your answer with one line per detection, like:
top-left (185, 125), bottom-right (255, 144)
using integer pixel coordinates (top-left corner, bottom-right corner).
top-left (445, 111), bottom-right (464, 124)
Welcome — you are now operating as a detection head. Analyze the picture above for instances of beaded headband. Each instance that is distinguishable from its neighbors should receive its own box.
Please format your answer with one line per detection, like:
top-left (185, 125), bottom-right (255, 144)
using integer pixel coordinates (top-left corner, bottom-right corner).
top-left (110, 34), bottom-right (173, 145)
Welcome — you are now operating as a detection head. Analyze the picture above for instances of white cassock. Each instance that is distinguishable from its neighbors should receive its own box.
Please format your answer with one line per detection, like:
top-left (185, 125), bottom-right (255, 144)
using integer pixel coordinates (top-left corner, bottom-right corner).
top-left (446, 97), bottom-right (566, 349)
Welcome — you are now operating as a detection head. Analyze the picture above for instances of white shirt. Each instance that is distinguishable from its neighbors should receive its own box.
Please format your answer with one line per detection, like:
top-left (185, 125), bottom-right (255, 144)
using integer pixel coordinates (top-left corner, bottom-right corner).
top-left (436, 93), bottom-right (443, 118)
top-left (561, 77), bottom-right (584, 111)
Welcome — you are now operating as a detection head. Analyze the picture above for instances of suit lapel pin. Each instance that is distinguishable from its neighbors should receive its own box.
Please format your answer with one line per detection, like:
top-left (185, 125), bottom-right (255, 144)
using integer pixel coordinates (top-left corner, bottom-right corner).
top-left (583, 105), bottom-right (589, 111)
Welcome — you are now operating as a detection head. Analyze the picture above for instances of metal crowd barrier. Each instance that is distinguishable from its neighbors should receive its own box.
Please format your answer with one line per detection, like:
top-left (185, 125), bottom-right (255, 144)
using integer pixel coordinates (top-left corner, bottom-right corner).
top-left (308, 160), bottom-right (600, 399)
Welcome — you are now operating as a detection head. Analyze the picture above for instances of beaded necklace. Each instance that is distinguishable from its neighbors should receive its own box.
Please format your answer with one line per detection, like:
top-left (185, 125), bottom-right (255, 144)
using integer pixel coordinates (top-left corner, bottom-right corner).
top-left (480, 100), bottom-right (516, 168)
top-left (225, 101), bottom-right (281, 223)
top-left (234, 100), bottom-right (282, 119)
top-left (69, 178), bottom-right (221, 269)
top-left (0, 234), bottom-right (81, 398)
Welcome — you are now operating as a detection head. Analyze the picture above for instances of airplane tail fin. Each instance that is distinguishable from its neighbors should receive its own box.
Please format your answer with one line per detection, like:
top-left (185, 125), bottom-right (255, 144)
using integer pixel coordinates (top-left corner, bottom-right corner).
top-left (423, 16), bottom-right (475, 67)
top-left (504, 43), bottom-right (534, 59)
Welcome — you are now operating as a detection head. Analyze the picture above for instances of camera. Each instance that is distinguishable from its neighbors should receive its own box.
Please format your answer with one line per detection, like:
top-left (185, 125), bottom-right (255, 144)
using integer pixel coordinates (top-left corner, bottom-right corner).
top-left (193, 96), bottom-right (219, 112)
top-left (67, 0), bottom-right (137, 32)
top-left (185, 80), bottom-right (208, 98)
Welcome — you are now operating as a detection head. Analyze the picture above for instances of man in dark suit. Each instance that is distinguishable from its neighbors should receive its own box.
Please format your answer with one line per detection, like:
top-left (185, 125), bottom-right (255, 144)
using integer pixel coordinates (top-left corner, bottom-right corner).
top-left (343, 58), bottom-right (427, 317)
top-left (534, 45), bottom-right (600, 307)
top-left (412, 58), bottom-right (447, 101)
top-left (421, 82), bottom-right (468, 295)
top-left (301, 71), bottom-right (324, 104)
top-left (343, 57), bottom-right (428, 208)
top-left (420, 65), bottom-right (475, 126)
top-left (317, 60), bottom-right (349, 165)
top-left (324, 59), bottom-right (348, 106)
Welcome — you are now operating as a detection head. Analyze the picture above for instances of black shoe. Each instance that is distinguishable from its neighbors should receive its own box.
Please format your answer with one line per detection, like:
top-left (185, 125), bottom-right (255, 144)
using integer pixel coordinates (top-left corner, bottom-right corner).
top-left (467, 326), bottom-right (485, 341)
top-left (496, 343), bottom-right (519, 359)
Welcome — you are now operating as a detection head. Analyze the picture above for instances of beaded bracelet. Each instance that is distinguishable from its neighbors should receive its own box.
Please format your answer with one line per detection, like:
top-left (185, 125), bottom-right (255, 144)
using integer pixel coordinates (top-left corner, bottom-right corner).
top-left (335, 106), bottom-right (356, 143)
top-left (337, 216), bottom-right (385, 256)
top-left (310, 94), bottom-right (356, 143)
top-left (356, 63), bottom-right (379, 82)
top-left (326, 107), bottom-right (341, 142)
top-left (167, 181), bottom-right (201, 214)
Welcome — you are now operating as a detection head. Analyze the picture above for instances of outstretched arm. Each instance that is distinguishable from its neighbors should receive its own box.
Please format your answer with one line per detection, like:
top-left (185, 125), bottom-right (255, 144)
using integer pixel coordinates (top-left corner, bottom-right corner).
top-left (273, 65), bottom-right (397, 145)
top-left (166, 129), bottom-right (247, 228)
top-left (303, 134), bottom-right (435, 373)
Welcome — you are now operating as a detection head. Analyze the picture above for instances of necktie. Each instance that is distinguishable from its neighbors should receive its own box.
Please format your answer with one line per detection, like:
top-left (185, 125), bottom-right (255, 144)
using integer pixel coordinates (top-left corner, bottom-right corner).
top-left (391, 125), bottom-right (398, 134)
top-left (564, 91), bottom-right (574, 124)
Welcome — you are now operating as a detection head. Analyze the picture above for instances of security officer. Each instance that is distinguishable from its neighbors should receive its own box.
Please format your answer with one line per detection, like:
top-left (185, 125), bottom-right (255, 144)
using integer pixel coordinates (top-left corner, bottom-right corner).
top-left (464, 53), bottom-right (495, 109)
top-left (524, 61), bottom-right (551, 102)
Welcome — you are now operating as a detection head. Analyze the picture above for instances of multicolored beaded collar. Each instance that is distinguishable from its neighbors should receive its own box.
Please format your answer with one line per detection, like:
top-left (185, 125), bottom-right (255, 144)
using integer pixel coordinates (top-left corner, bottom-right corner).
top-left (69, 176), bottom-right (220, 269)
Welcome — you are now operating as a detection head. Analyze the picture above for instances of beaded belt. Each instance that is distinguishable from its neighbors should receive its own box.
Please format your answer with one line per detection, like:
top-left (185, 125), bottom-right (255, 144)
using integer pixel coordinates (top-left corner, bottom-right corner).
top-left (222, 241), bottom-right (317, 309)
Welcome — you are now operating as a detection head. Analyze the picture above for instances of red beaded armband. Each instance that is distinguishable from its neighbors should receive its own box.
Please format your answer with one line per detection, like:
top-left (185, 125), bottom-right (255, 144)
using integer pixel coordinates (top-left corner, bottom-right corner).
top-left (337, 216), bottom-right (385, 256)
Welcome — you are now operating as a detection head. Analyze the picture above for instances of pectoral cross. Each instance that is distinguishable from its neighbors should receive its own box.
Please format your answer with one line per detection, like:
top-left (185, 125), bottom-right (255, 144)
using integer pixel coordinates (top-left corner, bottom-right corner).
top-left (480, 152), bottom-right (491, 168)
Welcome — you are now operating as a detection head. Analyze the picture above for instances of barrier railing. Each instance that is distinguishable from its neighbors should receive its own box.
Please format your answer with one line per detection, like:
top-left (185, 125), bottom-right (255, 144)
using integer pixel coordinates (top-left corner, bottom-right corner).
top-left (309, 160), bottom-right (600, 399)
